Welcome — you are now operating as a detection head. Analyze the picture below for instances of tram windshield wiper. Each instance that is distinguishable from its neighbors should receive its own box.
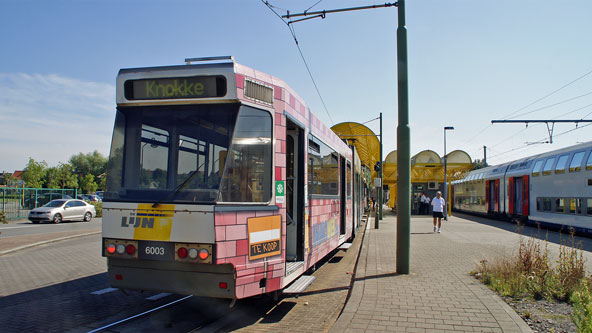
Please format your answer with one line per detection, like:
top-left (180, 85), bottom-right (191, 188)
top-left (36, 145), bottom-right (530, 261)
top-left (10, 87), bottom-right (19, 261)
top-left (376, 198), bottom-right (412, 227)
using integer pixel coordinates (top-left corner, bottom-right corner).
top-left (152, 169), bottom-right (201, 208)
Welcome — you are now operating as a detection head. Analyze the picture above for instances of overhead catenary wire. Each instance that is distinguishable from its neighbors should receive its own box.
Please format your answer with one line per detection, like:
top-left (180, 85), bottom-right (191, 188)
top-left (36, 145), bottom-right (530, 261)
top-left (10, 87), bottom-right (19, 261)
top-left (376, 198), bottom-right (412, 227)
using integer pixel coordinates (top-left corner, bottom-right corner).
top-left (501, 67), bottom-right (592, 120)
top-left (262, 0), bottom-right (335, 125)
top-left (463, 67), bottom-right (592, 155)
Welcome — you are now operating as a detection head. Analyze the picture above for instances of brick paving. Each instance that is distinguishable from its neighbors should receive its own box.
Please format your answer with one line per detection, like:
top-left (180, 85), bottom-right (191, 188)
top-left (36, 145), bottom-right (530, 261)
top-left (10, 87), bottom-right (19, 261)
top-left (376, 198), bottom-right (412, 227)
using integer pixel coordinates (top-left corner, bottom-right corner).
top-left (331, 210), bottom-right (532, 332)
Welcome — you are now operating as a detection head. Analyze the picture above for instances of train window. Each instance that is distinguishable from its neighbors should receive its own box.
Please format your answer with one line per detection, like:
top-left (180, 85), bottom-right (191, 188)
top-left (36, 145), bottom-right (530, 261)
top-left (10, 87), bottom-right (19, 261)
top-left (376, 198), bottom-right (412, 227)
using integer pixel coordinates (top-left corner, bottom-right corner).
top-left (555, 198), bottom-right (565, 213)
top-left (588, 199), bottom-right (592, 215)
top-left (542, 158), bottom-right (555, 175)
top-left (542, 198), bottom-right (552, 211)
top-left (569, 151), bottom-right (585, 172)
top-left (554, 155), bottom-right (569, 174)
top-left (569, 198), bottom-right (576, 214)
top-left (587, 153), bottom-right (592, 170)
top-left (531, 160), bottom-right (543, 176)
top-left (536, 198), bottom-right (541, 211)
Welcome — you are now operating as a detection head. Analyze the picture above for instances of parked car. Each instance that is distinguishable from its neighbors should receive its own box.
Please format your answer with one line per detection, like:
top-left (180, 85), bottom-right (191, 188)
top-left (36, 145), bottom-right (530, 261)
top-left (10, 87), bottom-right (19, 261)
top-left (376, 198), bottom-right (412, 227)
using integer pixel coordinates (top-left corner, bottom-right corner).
top-left (24, 193), bottom-right (73, 209)
top-left (85, 194), bottom-right (102, 202)
top-left (77, 194), bottom-right (91, 201)
top-left (95, 191), bottom-right (104, 200)
top-left (28, 199), bottom-right (96, 224)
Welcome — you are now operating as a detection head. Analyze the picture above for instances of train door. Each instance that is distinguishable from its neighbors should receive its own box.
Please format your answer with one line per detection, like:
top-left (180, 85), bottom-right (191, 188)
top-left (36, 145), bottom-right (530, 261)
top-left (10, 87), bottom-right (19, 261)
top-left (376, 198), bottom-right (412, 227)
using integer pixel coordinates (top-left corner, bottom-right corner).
top-left (522, 175), bottom-right (529, 216)
top-left (514, 177), bottom-right (523, 215)
top-left (286, 120), bottom-right (305, 262)
top-left (339, 157), bottom-right (346, 235)
top-left (487, 180), bottom-right (498, 213)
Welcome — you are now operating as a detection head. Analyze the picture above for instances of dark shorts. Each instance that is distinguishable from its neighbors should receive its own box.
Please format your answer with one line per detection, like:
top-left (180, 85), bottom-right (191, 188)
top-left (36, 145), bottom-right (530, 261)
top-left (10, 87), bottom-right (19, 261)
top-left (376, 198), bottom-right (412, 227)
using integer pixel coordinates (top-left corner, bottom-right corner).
top-left (433, 211), bottom-right (444, 219)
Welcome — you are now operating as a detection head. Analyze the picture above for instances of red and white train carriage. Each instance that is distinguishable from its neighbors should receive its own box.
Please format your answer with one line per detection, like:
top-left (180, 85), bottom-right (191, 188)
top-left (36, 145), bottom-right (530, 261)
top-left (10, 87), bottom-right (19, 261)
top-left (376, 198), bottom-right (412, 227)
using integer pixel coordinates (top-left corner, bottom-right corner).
top-left (101, 56), bottom-right (365, 299)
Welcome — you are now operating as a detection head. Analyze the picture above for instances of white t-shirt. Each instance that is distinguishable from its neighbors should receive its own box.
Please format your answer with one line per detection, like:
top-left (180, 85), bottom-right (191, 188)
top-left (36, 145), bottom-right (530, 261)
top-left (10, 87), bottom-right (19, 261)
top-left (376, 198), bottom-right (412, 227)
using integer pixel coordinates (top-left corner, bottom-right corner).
top-left (431, 197), bottom-right (445, 212)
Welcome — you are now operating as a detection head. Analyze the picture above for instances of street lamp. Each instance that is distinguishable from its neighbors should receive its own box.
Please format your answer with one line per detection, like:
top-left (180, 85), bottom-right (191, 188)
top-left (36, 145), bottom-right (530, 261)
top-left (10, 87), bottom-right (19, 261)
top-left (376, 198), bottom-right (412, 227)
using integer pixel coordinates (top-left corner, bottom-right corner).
top-left (443, 126), bottom-right (454, 219)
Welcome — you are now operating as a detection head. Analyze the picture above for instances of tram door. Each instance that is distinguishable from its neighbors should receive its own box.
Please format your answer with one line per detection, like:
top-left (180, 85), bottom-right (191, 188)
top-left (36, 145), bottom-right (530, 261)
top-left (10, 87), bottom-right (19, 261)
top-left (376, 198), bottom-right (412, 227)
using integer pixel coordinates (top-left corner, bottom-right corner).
top-left (339, 157), bottom-right (346, 235)
top-left (286, 121), bottom-right (305, 262)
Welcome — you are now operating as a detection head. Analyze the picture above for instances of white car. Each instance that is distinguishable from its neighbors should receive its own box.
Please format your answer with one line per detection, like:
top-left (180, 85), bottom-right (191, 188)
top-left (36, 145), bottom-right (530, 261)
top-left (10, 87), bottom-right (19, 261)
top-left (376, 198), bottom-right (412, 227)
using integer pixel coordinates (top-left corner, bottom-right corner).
top-left (28, 199), bottom-right (96, 224)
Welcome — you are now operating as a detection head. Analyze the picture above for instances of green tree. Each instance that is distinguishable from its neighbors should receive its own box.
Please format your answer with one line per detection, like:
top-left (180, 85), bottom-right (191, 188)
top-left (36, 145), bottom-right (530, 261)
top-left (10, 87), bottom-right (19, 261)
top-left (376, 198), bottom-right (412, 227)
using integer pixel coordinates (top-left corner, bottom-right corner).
top-left (22, 158), bottom-right (47, 188)
top-left (70, 151), bottom-right (107, 190)
top-left (70, 151), bottom-right (107, 180)
top-left (53, 163), bottom-right (78, 189)
top-left (45, 167), bottom-right (60, 188)
top-left (80, 174), bottom-right (98, 194)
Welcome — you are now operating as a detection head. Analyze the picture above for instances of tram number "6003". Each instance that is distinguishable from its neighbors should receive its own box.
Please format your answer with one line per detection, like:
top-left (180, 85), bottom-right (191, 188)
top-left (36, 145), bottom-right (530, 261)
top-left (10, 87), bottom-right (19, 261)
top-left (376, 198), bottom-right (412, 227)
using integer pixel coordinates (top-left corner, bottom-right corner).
top-left (145, 246), bottom-right (165, 256)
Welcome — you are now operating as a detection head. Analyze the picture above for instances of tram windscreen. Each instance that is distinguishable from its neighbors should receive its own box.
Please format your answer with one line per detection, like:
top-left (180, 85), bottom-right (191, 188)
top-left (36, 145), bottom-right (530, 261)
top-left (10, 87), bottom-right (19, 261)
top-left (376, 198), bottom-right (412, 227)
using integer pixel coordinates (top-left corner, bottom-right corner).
top-left (105, 104), bottom-right (272, 204)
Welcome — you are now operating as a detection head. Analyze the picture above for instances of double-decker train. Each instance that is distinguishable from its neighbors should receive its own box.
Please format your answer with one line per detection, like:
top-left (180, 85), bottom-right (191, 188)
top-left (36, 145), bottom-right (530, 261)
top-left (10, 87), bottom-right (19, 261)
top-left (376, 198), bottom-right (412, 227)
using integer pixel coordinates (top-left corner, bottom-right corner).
top-left (101, 56), bottom-right (367, 299)
top-left (452, 141), bottom-right (592, 233)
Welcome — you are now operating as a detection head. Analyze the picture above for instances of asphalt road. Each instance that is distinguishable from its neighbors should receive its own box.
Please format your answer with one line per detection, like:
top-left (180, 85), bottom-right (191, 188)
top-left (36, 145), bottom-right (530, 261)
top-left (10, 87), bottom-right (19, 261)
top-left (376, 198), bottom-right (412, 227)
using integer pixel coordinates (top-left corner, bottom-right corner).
top-left (0, 217), bottom-right (102, 237)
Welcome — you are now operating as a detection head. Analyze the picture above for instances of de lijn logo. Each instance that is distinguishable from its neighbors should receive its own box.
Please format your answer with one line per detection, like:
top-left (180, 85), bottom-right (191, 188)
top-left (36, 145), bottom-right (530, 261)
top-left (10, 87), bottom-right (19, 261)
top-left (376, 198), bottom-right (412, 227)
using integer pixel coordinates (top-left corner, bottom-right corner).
top-left (275, 180), bottom-right (285, 204)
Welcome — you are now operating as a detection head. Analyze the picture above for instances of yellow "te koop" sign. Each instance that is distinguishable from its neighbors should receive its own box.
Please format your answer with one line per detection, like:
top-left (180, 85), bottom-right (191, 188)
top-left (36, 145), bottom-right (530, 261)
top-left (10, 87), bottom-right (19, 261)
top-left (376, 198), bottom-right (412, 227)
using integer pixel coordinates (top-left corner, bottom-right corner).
top-left (247, 215), bottom-right (281, 260)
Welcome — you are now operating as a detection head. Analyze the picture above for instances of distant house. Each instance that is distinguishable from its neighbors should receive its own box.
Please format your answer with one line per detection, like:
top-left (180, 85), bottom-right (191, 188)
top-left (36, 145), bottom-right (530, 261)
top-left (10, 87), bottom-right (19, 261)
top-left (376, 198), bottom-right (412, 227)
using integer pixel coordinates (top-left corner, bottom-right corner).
top-left (7, 170), bottom-right (24, 187)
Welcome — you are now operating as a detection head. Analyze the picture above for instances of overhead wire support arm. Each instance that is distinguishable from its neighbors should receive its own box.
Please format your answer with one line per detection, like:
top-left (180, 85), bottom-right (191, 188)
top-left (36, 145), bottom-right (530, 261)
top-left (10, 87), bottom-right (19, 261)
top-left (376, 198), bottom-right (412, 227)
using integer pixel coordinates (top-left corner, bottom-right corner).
top-left (491, 119), bottom-right (592, 144)
top-left (282, 3), bottom-right (398, 21)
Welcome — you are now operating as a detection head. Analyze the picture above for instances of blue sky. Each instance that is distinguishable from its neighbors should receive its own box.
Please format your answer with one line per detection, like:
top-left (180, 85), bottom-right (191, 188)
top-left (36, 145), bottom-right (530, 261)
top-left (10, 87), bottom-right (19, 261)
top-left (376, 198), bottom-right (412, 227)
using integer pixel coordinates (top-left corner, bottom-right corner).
top-left (1, 0), bottom-right (591, 172)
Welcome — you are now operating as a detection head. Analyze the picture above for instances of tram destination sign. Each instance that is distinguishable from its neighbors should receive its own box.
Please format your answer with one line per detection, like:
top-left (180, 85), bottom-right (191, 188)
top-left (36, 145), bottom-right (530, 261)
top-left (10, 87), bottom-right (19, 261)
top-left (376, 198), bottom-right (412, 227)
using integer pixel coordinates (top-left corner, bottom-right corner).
top-left (124, 75), bottom-right (226, 100)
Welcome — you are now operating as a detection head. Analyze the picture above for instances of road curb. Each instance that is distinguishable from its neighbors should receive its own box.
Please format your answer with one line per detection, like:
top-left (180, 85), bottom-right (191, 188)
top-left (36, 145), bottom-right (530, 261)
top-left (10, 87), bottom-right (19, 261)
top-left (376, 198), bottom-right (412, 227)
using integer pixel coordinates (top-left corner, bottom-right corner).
top-left (0, 231), bottom-right (101, 256)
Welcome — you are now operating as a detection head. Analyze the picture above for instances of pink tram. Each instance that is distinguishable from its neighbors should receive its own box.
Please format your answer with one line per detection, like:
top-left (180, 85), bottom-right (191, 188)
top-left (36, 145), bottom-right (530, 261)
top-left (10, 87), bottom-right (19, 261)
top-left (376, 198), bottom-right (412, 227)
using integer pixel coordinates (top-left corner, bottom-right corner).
top-left (102, 56), bottom-right (366, 299)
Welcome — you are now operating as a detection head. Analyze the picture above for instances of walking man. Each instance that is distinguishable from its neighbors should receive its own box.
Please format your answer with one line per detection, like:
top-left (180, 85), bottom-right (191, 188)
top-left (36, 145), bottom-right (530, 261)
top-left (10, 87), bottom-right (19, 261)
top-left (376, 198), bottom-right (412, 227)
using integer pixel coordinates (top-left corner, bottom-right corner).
top-left (431, 191), bottom-right (445, 233)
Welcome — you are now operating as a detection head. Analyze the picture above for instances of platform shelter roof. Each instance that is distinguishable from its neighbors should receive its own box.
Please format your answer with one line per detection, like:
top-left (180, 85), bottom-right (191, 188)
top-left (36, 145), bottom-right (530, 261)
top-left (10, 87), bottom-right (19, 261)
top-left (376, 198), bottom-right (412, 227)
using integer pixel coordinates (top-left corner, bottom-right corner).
top-left (383, 150), bottom-right (398, 185)
top-left (331, 122), bottom-right (380, 178)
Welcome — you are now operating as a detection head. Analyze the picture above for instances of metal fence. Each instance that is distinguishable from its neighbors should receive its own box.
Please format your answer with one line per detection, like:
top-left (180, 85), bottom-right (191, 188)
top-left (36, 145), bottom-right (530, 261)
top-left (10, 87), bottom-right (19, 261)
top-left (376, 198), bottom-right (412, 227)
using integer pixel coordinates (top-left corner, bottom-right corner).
top-left (0, 188), bottom-right (78, 220)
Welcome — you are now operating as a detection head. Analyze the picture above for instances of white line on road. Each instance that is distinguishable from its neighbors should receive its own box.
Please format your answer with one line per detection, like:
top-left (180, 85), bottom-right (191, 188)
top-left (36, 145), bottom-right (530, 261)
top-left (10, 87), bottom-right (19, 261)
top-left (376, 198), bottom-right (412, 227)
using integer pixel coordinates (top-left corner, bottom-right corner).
top-left (91, 287), bottom-right (118, 295)
top-left (146, 293), bottom-right (171, 301)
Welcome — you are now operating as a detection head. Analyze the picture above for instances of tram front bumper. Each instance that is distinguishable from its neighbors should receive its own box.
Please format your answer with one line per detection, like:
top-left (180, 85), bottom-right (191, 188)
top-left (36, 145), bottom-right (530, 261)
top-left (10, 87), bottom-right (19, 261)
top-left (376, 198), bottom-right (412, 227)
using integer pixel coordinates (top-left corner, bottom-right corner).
top-left (107, 258), bottom-right (235, 299)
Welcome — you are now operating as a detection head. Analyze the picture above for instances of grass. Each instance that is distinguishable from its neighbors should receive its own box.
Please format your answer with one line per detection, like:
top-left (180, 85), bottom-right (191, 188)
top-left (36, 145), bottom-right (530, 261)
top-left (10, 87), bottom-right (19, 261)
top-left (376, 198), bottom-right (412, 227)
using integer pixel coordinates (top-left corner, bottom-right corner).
top-left (472, 228), bottom-right (592, 332)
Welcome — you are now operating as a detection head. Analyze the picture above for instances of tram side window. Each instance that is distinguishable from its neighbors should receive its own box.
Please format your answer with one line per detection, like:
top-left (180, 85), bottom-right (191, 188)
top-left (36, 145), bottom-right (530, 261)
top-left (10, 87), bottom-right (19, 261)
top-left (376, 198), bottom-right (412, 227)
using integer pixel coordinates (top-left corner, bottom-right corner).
top-left (105, 111), bottom-right (125, 195)
top-left (346, 162), bottom-right (352, 197)
top-left (542, 158), bottom-right (555, 176)
top-left (569, 151), bottom-right (585, 172)
top-left (554, 155), bottom-right (569, 174)
top-left (588, 199), bottom-right (592, 215)
top-left (308, 137), bottom-right (339, 196)
top-left (140, 125), bottom-right (170, 189)
top-left (587, 153), bottom-right (592, 170)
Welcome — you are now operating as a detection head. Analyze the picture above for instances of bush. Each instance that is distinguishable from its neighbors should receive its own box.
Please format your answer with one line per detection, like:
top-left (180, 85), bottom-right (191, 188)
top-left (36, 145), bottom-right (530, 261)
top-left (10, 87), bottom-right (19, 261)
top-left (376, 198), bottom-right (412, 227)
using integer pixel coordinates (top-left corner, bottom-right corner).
top-left (0, 210), bottom-right (6, 224)
top-left (474, 232), bottom-right (586, 301)
top-left (89, 201), bottom-right (102, 217)
top-left (570, 282), bottom-right (592, 332)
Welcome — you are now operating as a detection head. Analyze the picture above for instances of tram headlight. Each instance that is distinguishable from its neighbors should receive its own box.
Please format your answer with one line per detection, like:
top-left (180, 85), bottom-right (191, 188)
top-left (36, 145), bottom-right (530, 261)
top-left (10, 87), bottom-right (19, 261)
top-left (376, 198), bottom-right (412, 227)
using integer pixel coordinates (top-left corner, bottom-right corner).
top-left (188, 248), bottom-right (199, 259)
top-left (116, 244), bottom-right (126, 254)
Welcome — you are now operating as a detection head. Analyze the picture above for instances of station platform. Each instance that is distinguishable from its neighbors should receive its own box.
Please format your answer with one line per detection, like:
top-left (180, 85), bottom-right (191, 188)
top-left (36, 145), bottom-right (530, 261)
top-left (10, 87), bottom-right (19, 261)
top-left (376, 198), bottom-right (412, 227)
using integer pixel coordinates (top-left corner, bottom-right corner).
top-left (330, 210), bottom-right (531, 332)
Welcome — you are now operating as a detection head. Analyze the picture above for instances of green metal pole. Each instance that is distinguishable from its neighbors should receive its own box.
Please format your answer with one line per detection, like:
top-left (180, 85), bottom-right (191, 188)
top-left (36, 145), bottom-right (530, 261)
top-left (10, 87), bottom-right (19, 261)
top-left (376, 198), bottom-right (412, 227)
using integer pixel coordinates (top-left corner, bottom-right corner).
top-left (396, 0), bottom-right (411, 274)
top-left (376, 112), bottom-right (383, 228)
top-left (379, 112), bottom-right (383, 221)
